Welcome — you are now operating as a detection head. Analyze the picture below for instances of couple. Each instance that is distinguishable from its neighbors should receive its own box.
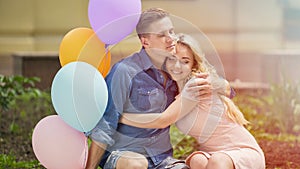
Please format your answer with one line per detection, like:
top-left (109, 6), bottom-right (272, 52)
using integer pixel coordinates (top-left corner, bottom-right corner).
top-left (120, 34), bottom-right (265, 169)
top-left (86, 8), bottom-right (265, 169)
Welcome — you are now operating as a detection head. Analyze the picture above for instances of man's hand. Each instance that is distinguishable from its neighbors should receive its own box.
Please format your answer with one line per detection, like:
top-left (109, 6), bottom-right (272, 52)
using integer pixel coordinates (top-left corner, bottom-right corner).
top-left (208, 74), bottom-right (232, 97)
top-left (182, 72), bottom-right (212, 101)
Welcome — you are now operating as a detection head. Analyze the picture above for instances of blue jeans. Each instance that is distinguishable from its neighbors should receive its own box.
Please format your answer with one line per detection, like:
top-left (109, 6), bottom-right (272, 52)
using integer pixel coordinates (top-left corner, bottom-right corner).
top-left (103, 150), bottom-right (189, 169)
top-left (103, 150), bottom-right (126, 169)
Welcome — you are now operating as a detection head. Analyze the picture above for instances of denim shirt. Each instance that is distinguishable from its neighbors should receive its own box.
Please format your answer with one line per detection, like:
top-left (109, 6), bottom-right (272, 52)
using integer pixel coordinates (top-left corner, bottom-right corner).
top-left (88, 49), bottom-right (178, 167)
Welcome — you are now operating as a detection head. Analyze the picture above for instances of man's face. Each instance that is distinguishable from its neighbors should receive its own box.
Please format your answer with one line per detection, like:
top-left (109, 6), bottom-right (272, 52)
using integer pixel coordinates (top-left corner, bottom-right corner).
top-left (144, 17), bottom-right (176, 53)
top-left (142, 17), bottom-right (177, 67)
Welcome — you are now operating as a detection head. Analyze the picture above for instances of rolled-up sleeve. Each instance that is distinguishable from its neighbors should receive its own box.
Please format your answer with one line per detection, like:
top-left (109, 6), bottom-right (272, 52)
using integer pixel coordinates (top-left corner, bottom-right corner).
top-left (88, 118), bottom-right (115, 146)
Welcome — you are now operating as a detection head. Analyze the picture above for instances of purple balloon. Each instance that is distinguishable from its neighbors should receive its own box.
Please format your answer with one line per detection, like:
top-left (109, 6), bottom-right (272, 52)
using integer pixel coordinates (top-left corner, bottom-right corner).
top-left (88, 0), bottom-right (141, 45)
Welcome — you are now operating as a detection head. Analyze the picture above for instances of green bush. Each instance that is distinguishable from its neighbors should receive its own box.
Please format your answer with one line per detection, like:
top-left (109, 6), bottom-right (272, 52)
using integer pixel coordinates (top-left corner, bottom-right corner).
top-left (0, 75), bottom-right (54, 168)
top-left (10, 90), bottom-right (54, 119)
top-left (263, 81), bottom-right (300, 134)
top-left (233, 93), bottom-right (267, 133)
top-left (0, 75), bottom-right (41, 113)
top-left (234, 80), bottom-right (300, 135)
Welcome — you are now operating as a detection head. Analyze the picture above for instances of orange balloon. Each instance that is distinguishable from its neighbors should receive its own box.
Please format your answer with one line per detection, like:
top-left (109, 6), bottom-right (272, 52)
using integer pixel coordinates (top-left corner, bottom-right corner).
top-left (98, 51), bottom-right (111, 77)
top-left (59, 27), bottom-right (110, 73)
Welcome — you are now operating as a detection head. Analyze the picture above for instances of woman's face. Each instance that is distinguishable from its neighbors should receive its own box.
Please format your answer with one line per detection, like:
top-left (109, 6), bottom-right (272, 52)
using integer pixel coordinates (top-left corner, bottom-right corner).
top-left (165, 43), bottom-right (194, 82)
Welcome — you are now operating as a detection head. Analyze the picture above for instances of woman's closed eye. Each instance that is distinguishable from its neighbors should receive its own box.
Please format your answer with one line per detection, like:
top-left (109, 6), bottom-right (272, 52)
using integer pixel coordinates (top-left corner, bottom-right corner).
top-left (167, 56), bottom-right (191, 65)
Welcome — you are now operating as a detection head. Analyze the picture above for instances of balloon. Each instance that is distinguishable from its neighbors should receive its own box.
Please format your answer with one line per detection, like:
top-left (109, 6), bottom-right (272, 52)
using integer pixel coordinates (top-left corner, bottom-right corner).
top-left (98, 51), bottom-right (111, 77)
top-left (51, 61), bottom-right (108, 132)
top-left (32, 115), bottom-right (88, 169)
top-left (88, 0), bottom-right (142, 44)
top-left (59, 27), bottom-right (111, 74)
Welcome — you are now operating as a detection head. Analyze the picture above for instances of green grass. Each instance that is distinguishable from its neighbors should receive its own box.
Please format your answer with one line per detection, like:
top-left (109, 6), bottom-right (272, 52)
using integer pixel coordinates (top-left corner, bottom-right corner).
top-left (0, 154), bottom-right (42, 169)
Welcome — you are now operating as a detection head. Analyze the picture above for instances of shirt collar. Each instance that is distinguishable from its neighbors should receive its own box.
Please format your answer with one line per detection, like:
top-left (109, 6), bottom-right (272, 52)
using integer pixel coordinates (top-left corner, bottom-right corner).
top-left (138, 48), bottom-right (155, 70)
top-left (138, 48), bottom-right (174, 80)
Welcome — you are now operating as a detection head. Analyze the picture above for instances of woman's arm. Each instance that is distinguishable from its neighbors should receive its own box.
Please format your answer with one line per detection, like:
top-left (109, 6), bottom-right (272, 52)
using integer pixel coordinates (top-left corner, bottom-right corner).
top-left (120, 74), bottom-right (211, 128)
top-left (120, 95), bottom-right (199, 128)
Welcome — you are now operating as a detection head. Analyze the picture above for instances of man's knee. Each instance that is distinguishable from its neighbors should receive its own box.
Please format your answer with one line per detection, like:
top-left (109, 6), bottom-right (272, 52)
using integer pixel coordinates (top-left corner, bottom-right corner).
top-left (189, 154), bottom-right (208, 169)
top-left (207, 153), bottom-right (234, 169)
top-left (126, 158), bottom-right (148, 169)
top-left (116, 151), bottom-right (148, 169)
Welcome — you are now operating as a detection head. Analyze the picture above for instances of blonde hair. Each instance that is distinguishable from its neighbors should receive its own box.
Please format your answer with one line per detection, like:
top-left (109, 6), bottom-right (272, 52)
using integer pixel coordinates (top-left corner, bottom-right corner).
top-left (177, 33), bottom-right (249, 126)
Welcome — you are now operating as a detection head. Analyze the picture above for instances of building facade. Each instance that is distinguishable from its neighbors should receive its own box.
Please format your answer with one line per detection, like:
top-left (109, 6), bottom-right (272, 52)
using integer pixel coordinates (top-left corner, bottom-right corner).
top-left (0, 0), bottom-right (299, 87)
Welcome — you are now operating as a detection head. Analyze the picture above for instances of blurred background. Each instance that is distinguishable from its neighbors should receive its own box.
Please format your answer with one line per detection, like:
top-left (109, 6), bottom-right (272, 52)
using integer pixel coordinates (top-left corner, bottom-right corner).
top-left (0, 0), bottom-right (300, 89)
top-left (1, 1), bottom-right (300, 168)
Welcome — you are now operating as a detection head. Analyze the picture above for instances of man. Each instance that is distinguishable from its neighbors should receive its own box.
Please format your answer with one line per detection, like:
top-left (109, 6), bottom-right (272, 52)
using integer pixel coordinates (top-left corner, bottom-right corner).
top-left (86, 8), bottom-right (211, 169)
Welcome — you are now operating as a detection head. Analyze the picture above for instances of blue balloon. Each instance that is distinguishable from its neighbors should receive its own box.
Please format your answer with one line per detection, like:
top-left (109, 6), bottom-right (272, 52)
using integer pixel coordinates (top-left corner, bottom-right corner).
top-left (51, 61), bottom-right (108, 132)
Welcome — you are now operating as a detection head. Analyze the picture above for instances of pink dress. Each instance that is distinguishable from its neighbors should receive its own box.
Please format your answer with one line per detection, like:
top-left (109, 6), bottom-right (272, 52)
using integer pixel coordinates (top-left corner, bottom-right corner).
top-left (176, 93), bottom-right (265, 169)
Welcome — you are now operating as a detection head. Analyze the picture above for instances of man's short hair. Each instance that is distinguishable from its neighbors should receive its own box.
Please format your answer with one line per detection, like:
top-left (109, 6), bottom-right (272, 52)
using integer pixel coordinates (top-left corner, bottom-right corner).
top-left (136, 8), bottom-right (170, 37)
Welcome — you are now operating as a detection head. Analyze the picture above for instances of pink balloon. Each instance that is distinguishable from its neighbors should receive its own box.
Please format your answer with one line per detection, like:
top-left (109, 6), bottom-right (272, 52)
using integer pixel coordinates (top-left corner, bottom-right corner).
top-left (32, 115), bottom-right (88, 169)
top-left (88, 0), bottom-right (141, 45)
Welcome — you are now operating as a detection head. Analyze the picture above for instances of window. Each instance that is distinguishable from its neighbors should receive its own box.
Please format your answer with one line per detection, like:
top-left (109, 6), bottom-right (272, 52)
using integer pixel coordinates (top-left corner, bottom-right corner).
top-left (283, 7), bottom-right (300, 41)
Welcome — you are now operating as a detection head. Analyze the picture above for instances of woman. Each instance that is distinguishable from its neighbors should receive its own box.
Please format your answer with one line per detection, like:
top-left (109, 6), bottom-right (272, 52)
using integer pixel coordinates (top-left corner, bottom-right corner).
top-left (120, 34), bottom-right (265, 169)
